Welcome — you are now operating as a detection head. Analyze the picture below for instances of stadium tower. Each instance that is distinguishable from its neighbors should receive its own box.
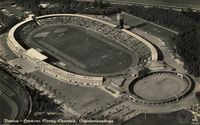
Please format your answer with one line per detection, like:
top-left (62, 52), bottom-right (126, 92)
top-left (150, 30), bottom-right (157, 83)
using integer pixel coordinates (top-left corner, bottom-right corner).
top-left (117, 12), bottom-right (124, 29)
top-left (32, 16), bottom-right (41, 26)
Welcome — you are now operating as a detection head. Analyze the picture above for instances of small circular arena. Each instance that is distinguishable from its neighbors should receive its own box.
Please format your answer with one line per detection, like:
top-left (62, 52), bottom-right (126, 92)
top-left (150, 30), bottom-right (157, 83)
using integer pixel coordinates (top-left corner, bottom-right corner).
top-left (7, 14), bottom-right (157, 86)
top-left (129, 71), bottom-right (195, 105)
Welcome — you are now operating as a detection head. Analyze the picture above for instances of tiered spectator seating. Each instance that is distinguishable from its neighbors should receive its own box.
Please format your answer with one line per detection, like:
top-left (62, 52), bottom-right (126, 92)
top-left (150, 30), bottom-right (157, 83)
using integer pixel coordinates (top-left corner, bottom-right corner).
top-left (16, 15), bottom-right (152, 66)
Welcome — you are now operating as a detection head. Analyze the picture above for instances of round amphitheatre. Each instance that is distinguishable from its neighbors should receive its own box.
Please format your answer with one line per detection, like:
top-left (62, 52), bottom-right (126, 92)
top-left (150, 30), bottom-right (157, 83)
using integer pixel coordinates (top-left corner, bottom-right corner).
top-left (8, 14), bottom-right (157, 86)
top-left (129, 71), bottom-right (195, 104)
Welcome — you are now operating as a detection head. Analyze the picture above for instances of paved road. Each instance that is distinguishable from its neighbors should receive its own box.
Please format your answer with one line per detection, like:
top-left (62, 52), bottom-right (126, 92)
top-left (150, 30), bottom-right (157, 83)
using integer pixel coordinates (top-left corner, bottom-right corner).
top-left (78, 0), bottom-right (200, 11)
top-left (110, 0), bottom-right (200, 10)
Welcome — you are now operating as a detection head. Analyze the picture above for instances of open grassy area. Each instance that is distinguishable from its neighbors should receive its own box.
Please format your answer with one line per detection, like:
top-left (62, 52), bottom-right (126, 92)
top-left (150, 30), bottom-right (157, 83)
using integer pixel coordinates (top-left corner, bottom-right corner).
top-left (123, 12), bottom-right (146, 27)
top-left (121, 12), bottom-right (176, 49)
top-left (139, 24), bottom-right (176, 38)
top-left (138, 24), bottom-right (176, 49)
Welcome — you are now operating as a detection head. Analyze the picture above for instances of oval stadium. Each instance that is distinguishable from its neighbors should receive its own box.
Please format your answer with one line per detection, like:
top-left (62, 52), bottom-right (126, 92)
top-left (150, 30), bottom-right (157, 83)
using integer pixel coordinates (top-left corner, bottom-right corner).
top-left (7, 14), bottom-right (158, 86)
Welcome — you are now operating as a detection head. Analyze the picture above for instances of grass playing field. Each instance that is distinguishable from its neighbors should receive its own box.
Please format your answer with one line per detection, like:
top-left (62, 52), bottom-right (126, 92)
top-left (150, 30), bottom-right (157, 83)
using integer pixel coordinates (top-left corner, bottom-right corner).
top-left (121, 12), bottom-right (177, 49)
top-left (28, 24), bottom-right (138, 75)
top-left (138, 24), bottom-right (176, 49)
top-left (132, 74), bottom-right (188, 101)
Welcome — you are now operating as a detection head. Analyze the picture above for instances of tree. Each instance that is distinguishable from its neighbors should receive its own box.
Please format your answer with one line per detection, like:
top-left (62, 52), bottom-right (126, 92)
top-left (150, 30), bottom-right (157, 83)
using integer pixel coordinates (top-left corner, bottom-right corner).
top-left (196, 91), bottom-right (200, 100)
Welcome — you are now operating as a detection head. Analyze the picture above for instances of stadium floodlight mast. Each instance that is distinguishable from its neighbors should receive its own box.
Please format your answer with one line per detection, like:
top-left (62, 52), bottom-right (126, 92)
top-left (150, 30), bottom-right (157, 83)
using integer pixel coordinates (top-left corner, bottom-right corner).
top-left (174, 95), bottom-right (179, 102)
top-left (117, 11), bottom-right (124, 29)
top-left (144, 110), bottom-right (147, 119)
top-left (32, 16), bottom-right (41, 26)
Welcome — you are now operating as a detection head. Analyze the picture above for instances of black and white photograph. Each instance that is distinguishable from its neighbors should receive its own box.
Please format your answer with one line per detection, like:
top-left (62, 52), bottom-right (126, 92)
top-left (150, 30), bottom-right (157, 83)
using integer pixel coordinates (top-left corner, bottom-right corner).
top-left (0, 0), bottom-right (200, 124)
